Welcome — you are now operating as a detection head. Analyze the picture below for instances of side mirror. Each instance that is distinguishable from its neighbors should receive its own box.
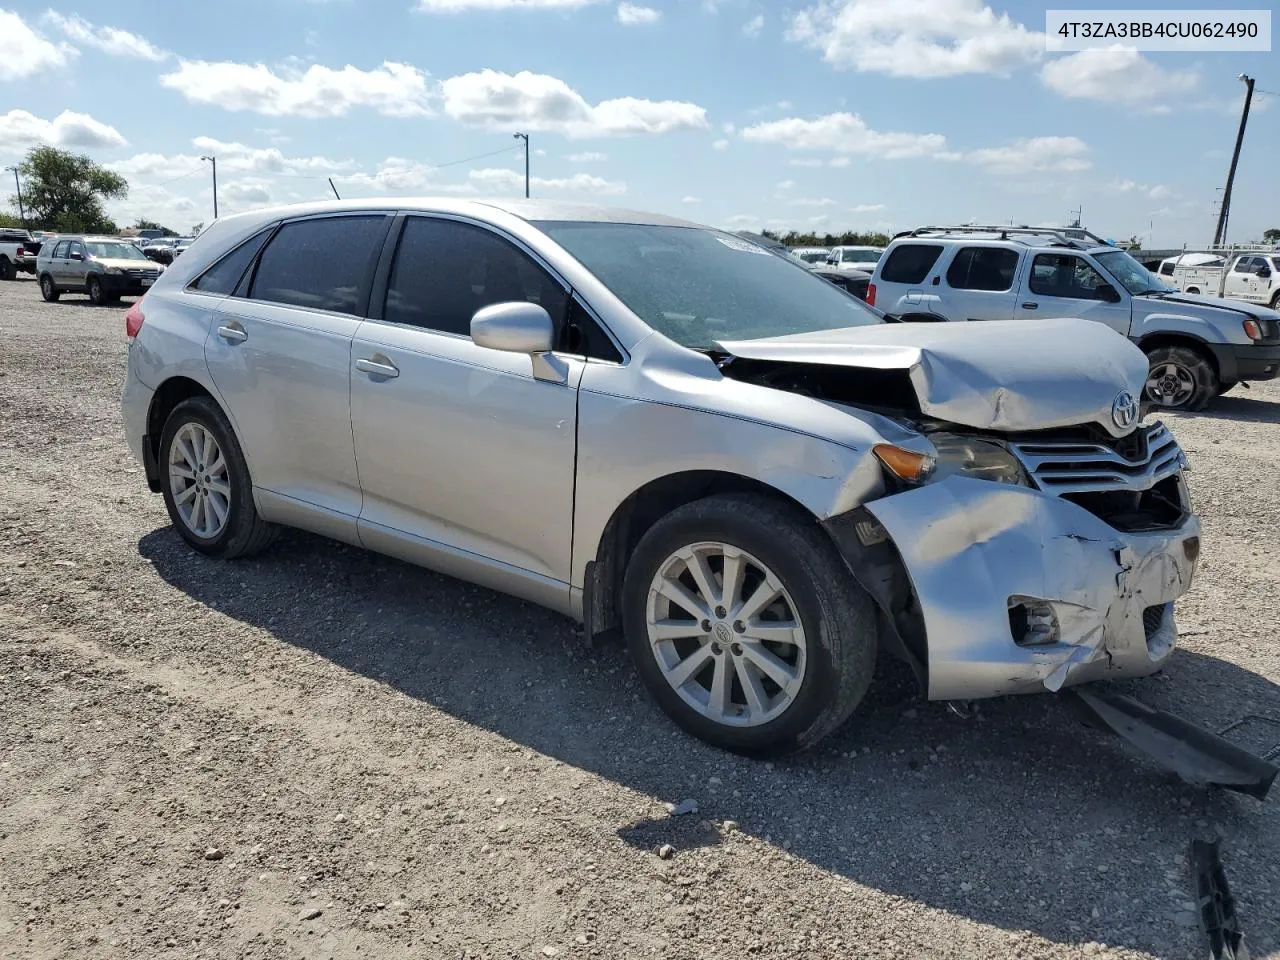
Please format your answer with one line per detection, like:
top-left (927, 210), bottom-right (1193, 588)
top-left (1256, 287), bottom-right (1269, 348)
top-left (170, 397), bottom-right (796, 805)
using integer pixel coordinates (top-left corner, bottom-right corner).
top-left (69, 251), bottom-right (84, 261)
top-left (471, 301), bottom-right (566, 384)
top-left (1257, 265), bottom-right (1272, 278)
top-left (1096, 282), bottom-right (1122, 303)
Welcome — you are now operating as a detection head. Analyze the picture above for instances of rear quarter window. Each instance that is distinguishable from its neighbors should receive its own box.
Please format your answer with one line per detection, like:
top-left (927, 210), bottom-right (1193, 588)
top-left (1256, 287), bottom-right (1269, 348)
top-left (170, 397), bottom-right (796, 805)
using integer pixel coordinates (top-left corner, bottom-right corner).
top-left (879, 244), bottom-right (944, 284)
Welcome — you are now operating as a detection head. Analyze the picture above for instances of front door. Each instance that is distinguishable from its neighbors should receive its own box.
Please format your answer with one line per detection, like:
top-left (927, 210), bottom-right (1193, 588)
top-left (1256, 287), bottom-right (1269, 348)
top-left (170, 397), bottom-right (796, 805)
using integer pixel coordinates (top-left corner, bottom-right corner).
top-left (1014, 252), bottom-right (1132, 335)
top-left (203, 213), bottom-right (392, 523)
top-left (1223, 257), bottom-right (1258, 301)
top-left (350, 215), bottom-right (581, 586)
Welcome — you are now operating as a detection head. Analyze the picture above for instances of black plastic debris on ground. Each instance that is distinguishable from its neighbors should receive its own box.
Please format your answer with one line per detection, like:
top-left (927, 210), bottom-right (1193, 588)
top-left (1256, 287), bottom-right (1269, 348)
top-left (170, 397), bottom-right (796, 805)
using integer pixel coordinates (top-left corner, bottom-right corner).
top-left (1191, 840), bottom-right (1246, 960)
top-left (1064, 690), bottom-right (1279, 800)
top-left (1218, 714), bottom-right (1280, 765)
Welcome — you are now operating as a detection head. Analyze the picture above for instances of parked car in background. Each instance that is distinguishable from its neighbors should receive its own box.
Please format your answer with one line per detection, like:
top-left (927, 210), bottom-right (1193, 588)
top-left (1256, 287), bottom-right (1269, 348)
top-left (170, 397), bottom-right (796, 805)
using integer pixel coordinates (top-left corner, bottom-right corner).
top-left (37, 235), bottom-right (164, 304)
top-left (144, 238), bottom-right (179, 264)
top-left (122, 198), bottom-right (1200, 755)
top-left (811, 266), bottom-right (872, 301)
top-left (868, 225), bottom-right (1280, 410)
top-left (172, 237), bottom-right (196, 259)
top-left (1155, 252), bottom-right (1223, 283)
top-left (825, 245), bottom-right (884, 273)
top-left (1168, 251), bottom-right (1280, 307)
top-left (789, 246), bottom-right (831, 267)
top-left (0, 227), bottom-right (37, 280)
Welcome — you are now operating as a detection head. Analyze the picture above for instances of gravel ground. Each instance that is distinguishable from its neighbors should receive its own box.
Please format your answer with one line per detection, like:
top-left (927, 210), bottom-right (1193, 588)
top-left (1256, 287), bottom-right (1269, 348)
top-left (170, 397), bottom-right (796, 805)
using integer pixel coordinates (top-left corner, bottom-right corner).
top-left (2, 275), bottom-right (1279, 960)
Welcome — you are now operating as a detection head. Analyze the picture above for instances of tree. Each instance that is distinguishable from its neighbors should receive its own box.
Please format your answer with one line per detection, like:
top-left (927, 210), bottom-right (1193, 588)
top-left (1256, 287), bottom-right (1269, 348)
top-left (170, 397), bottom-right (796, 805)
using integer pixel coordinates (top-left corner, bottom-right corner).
top-left (11, 146), bottom-right (127, 233)
top-left (190, 222), bottom-right (204, 236)
top-left (1264, 227), bottom-right (1280, 245)
top-left (134, 218), bottom-right (178, 237)
top-left (0, 212), bottom-right (23, 229)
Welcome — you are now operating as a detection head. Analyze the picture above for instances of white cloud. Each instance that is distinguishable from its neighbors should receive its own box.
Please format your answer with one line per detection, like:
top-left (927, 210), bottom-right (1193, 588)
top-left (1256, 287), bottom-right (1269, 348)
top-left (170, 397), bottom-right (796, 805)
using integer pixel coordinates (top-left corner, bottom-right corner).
top-left (109, 138), bottom-right (353, 181)
top-left (0, 109), bottom-right (126, 151)
top-left (160, 59), bottom-right (432, 118)
top-left (742, 112), bottom-right (948, 159)
top-left (791, 197), bottom-right (837, 207)
top-left (441, 69), bottom-right (707, 137)
top-left (966, 136), bottom-right (1091, 173)
top-left (0, 10), bottom-right (76, 80)
top-left (680, 195), bottom-right (700, 203)
top-left (712, 138), bottom-right (729, 150)
top-left (565, 151), bottom-right (607, 162)
top-left (222, 181), bottom-right (273, 206)
top-left (617, 2), bottom-right (660, 25)
top-left (469, 167), bottom-right (626, 195)
top-left (851, 203), bottom-right (886, 213)
top-left (789, 0), bottom-right (1042, 78)
top-left (776, 179), bottom-right (795, 190)
top-left (788, 158), bottom-right (824, 168)
top-left (417, 0), bottom-right (599, 8)
top-left (1108, 179), bottom-right (1176, 201)
top-left (722, 121), bottom-right (736, 134)
top-left (41, 11), bottom-right (169, 61)
top-left (743, 13), bottom-right (764, 37)
top-left (1041, 47), bottom-right (1198, 107)
top-left (828, 156), bottom-right (850, 167)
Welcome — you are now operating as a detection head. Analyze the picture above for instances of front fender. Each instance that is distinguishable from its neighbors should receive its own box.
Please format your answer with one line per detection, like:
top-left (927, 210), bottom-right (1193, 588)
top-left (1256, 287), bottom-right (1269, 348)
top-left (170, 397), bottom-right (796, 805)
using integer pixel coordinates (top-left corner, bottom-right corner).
top-left (1132, 310), bottom-right (1247, 347)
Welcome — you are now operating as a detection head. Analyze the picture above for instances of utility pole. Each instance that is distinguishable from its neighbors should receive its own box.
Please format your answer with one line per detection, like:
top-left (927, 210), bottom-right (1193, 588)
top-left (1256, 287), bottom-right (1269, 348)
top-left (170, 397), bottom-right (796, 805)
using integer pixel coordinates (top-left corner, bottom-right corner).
top-left (200, 155), bottom-right (219, 220)
top-left (1212, 73), bottom-right (1254, 249)
top-left (513, 132), bottom-right (530, 198)
top-left (4, 166), bottom-right (25, 228)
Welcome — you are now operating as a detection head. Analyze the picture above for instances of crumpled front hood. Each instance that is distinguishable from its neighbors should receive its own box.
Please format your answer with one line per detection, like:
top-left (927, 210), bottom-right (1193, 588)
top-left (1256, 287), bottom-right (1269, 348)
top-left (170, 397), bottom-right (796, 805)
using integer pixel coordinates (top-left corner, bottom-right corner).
top-left (1137, 291), bottom-right (1280, 322)
top-left (719, 317), bottom-right (1149, 437)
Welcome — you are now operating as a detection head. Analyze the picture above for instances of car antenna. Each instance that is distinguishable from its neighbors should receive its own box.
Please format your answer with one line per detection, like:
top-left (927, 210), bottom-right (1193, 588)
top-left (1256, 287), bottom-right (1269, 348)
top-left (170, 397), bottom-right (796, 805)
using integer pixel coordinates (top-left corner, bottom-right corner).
top-left (328, 177), bottom-right (341, 200)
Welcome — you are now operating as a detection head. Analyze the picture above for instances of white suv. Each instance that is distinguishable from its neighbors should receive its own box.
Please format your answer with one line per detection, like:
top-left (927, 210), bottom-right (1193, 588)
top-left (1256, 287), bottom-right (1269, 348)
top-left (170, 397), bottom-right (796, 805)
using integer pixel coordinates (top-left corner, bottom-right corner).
top-left (868, 226), bottom-right (1280, 410)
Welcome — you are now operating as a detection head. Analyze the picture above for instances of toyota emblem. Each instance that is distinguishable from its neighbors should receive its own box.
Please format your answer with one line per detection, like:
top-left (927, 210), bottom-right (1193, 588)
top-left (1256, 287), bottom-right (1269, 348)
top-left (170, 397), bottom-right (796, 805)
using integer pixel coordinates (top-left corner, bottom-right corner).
top-left (1111, 391), bottom-right (1139, 430)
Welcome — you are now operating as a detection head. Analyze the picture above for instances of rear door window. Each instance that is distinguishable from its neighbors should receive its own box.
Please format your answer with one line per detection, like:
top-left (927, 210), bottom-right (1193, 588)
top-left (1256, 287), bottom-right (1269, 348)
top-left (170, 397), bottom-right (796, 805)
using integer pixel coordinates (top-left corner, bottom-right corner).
top-left (248, 215), bottom-right (388, 315)
top-left (52, 241), bottom-right (69, 258)
top-left (945, 247), bottom-right (1019, 291)
top-left (880, 244), bottom-right (944, 284)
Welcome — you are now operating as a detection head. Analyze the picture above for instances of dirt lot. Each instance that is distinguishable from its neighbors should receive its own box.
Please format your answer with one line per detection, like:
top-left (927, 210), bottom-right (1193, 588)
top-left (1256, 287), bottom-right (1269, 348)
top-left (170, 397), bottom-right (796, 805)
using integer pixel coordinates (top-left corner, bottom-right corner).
top-left (2, 274), bottom-right (1279, 960)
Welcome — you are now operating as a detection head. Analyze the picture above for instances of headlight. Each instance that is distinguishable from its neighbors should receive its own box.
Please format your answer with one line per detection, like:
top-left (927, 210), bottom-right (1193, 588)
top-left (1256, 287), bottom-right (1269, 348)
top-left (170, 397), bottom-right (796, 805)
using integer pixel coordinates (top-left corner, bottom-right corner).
top-left (929, 433), bottom-right (1028, 485)
top-left (105, 266), bottom-right (123, 275)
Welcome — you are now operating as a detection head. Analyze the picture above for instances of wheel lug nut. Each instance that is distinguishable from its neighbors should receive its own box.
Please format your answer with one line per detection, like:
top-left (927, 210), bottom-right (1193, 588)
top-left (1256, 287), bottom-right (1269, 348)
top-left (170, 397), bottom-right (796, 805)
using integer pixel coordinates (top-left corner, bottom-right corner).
top-left (715, 606), bottom-right (727, 618)
top-left (731, 643), bottom-right (743, 657)
top-left (733, 621), bottom-right (745, 633)
top-left (710, 643), bottom-right (722, 655)
top-left (701, 620), bottom-right (712, 633)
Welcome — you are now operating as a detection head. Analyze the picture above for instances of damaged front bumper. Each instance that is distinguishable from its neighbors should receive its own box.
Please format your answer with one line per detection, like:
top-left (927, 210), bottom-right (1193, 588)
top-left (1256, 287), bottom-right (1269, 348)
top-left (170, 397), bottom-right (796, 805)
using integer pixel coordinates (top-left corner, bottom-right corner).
top-left (847, 475), bottom-right (1200, 701)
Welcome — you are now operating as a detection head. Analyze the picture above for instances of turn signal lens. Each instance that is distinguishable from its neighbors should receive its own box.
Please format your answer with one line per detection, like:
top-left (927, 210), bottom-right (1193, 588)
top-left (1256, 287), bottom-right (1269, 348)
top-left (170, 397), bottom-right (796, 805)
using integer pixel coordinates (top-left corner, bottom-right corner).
top-left (873, 444), bottom-right (935, 483)
top-left (1243, 319), bottom-right (1262, 340)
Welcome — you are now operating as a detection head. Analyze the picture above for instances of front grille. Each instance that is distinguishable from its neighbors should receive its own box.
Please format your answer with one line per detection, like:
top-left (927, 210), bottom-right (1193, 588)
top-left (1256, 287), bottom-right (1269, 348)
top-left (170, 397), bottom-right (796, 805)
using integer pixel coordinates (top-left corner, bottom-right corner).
top-left (1142, 604), bottom-right (1167, 638)
top-left (125, 267), bottom-right (159, 278)
top-left (1010, 422), bottom-right (1184, 496)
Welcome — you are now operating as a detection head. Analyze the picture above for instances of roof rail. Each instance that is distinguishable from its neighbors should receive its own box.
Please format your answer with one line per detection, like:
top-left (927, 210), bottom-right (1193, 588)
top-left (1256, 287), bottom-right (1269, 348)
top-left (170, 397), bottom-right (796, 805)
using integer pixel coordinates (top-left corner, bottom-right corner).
top-left (896, 224), bottom-right (1110, 250)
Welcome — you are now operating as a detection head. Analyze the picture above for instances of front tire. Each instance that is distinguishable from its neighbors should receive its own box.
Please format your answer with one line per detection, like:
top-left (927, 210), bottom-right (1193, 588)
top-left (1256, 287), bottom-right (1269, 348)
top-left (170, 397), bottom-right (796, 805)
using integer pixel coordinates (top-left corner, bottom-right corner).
top-left (622, 493), bottom-right (877, 756)
top-left (1143, 345), bottom-right (1218, 411)
top-left (87, 276), bottom-right (107, 305)
top-left (159, 397), bottom-right (278, 558)
top-left (39, 274), bottom-right (60, 302)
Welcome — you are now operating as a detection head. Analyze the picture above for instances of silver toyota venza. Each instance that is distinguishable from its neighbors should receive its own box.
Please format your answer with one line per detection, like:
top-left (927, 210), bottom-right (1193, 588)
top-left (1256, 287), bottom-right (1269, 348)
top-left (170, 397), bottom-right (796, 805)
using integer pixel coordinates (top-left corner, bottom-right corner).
top-left (122, 200), bottom-right (1200, 754)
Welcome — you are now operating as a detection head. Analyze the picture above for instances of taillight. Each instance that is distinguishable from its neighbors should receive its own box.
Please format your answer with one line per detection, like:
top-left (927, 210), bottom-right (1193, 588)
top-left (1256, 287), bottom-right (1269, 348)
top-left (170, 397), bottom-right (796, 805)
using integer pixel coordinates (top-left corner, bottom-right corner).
top-left (866, 282), bottom-right (877, 307)
top-left (125, 302), bottom-right (145, 340)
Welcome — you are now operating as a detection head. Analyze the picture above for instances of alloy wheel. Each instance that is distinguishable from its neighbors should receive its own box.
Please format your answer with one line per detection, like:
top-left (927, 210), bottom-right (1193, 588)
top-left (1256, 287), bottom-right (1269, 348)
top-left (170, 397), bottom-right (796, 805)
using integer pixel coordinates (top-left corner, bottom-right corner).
top-left (645, 541), bottom-right (807, 728)
top-left (1145, 362), bottom-right (1196, 408)
top-left (168, 422), bottom-right (232, 539)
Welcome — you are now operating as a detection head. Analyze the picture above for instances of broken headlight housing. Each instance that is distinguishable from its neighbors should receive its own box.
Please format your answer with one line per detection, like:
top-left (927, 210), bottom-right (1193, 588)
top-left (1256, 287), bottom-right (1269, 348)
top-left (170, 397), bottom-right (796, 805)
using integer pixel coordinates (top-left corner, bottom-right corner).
top-left (928, 433), bottom-right (1029, 486)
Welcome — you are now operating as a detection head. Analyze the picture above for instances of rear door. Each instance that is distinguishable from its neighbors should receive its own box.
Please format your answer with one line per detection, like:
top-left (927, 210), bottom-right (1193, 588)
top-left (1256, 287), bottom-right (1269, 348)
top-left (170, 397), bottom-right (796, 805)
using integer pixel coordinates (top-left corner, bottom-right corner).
top-left (874, 242), bottom-right (945, 315)
top-left (66, 240), bottom-right (88, 289)
top-left (203, 212), bottom-right (392, 524)
top-left (1013, 252), bottom-right (1132, 335)
top-left (940, 245), bottom-right (1021, 321)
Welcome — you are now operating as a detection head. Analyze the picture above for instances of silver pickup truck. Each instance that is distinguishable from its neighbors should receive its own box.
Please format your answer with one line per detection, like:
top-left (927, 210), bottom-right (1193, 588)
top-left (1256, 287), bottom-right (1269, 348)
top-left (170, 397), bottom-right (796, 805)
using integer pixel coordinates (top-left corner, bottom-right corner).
top-left (869, 225), bottom-right (1280, 411)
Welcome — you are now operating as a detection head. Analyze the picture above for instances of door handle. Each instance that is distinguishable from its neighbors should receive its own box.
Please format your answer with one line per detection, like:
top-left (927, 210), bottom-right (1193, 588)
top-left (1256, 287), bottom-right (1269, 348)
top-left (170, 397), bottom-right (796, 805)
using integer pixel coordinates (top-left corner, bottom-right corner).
top-left (216, 324), bottom-right (247, 343)
top-left (355, 357), bottom-right (399, 379)
top-left (1021, 302), bottom-right (1039, 310)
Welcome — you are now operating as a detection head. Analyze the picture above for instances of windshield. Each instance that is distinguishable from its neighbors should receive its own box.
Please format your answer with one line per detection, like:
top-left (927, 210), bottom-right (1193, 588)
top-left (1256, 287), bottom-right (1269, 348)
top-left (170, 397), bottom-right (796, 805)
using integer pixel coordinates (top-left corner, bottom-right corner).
top-left (1095, 249), bottom-right (1171, 294)
top-left (841, 248), bottom-right (882, 263)
top-left (538, 222), bottom-right (882, 349)
top-left (796, 250), bottom-right (829, 264)
top-left (86, 241), bottom-right (147, 260)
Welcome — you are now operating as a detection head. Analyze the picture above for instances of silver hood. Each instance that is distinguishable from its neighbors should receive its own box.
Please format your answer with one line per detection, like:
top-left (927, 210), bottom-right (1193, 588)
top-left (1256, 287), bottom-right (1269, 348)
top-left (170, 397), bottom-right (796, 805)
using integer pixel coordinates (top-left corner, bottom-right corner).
top-left (720, 317), bottom-right (1149, 437)
top-left (1137, 290), bottom-right (1280, 322)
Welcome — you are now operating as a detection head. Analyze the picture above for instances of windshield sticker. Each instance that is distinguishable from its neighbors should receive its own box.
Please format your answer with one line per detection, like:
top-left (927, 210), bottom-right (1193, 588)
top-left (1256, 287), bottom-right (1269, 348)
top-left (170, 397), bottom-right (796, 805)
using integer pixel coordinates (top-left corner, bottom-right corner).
top-left (716, 236), bottom-right (770, 255)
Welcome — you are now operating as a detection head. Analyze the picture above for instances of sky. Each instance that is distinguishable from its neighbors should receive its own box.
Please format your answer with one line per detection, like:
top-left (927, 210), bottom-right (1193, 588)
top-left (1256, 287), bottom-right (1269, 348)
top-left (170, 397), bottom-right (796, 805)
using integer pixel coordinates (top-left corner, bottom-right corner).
top-left (0, 0), bottom-right (1275, 247)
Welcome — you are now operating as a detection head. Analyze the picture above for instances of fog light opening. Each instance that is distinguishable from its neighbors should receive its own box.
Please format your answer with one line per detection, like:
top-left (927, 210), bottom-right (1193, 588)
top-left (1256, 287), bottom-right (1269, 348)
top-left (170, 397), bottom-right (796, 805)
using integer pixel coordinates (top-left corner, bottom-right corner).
top-left (1009, 598), bottom-right (1060, 647)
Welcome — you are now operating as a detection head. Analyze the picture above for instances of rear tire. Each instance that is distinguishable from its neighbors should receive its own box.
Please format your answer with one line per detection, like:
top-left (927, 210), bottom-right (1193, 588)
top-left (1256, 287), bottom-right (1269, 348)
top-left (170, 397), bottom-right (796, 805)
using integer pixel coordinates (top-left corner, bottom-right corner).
top-left (87, 276), bottom-right (107, 306)
top-left (159, 397), bottom-right (278, 559)
top-left (39, 274), bottom-right (60, 302)
top-left (1185, 287), bottom-right (1200, 295)
top-left (1271, 290), bottom-right (1279, 310)
top-left (1143, 345), bottom-right (1218, 411)
top-left (622, 493), bottom-right (878, 756)
top-left (0, 258), bottom-right (13, 281)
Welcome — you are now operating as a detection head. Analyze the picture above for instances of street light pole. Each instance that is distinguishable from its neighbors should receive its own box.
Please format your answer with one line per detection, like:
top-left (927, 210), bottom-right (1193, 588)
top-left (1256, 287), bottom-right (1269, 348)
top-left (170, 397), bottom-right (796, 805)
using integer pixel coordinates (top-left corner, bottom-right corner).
top-left (4, 166), bottom-right (25, 228)
top-left (1212, 74), bottom-right (1254, 249)
top-left (200, 155), bottom-right (219, 220)
top-left (512, 132), bottom-right (529, 198)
